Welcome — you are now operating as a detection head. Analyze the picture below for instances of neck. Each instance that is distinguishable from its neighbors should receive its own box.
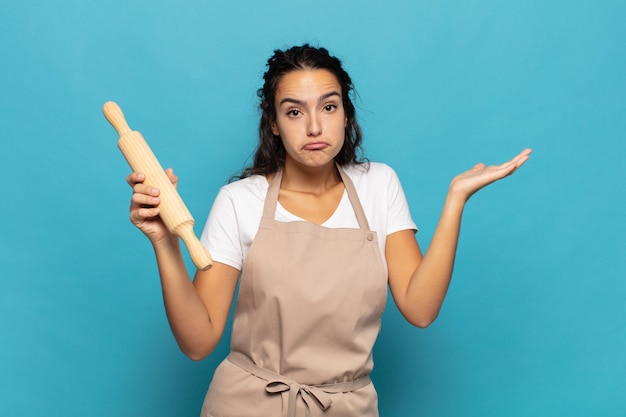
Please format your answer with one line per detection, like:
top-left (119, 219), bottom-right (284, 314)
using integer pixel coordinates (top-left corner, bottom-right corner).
top-left (281, 159), bottom-right (341, 195)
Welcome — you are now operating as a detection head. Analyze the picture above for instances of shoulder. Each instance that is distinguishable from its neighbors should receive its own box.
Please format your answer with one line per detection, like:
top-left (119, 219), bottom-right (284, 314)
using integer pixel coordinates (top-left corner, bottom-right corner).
top-left (202, 175), bottom-right (268, 270)
top-left (342, 162), bottom-right (401, 186)
top-left (342, 161), bottom-right (412, 213)
top-left (340, 161), bottom-right (417, 236)
top-left (217, 174), bottom-right (268, 203)
top-left (341, 162), bottom-right (404, 207)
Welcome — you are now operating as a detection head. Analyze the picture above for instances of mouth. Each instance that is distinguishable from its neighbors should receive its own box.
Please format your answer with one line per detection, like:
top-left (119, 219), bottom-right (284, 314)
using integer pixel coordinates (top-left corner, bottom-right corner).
top-left (302, 141), bottom-right (330, 151)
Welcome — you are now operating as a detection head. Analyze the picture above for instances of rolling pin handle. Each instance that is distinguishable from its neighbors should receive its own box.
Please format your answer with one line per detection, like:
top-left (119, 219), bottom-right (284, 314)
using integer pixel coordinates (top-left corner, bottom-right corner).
top-left (103, 101), bottom-right (132, 136)
top-left (177, 225), bottom-right (213, 271)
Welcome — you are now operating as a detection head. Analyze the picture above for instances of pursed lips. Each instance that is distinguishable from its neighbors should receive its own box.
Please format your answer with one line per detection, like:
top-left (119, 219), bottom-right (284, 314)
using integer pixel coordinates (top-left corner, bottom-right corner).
top-left (302, 141), bottom-right (330, 150)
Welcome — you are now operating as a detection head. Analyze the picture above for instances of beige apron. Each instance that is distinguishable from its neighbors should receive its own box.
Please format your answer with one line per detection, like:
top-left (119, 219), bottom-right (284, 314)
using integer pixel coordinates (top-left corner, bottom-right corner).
top-left (201, 165), bottom-right (387, 417)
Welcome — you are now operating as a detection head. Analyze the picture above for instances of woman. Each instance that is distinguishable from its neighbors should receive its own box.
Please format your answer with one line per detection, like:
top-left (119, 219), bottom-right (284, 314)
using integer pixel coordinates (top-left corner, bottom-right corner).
top-left (127, 45), bottom-right (531, 416)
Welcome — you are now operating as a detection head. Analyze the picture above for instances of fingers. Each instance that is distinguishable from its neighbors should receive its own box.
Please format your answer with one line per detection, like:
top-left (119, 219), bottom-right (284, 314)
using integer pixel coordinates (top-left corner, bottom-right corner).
top-left (125, 170), bottom-right (179, 241)
top-left (499, 148), bottom-right (532, 176)
top-left (131, 184), bottom-right (160, 207)
top-left (126, 171), bottom-right (145, 187)
top-left (126, 167), bottom-right (178, 202)
top-left (507, 148), bottom-right (532, 166)
top-left (127, 171), bottom-right (161, 224)
top-left (470, 162), bottom-right (486, 172)
top-left (512, 148), bottom-right (532, 156)
top-left (494, 148), bottom-right (532, 173)
top-left (165, 167), bottom-right (178, 186)
top-left (470, 147), bottom-right (531, 176)
top-left (130, 206), bottom-right (161, 225)
top-left (514, 148), bottom-right (532, 167)
top-left (127, 167), bottom-right (178, 187)
top-left (450, 148), bottom-right (532, 201)
top-left (129, 182), bottom-right (161, 224)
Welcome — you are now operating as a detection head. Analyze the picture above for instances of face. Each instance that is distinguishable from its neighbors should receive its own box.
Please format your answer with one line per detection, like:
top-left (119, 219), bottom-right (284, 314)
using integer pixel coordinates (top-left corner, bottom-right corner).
top-left (271, 69), bottom-right (347, 170)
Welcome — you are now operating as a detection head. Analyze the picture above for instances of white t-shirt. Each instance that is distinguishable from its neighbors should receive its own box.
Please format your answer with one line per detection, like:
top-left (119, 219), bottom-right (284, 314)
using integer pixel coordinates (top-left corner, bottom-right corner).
top-left (199, 162), bottom-right (417, 274)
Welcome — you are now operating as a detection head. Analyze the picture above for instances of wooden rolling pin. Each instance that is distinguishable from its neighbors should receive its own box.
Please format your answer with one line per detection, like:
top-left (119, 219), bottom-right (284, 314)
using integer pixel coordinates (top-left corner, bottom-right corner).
top-left (103, 101), bottom-right (213, 270)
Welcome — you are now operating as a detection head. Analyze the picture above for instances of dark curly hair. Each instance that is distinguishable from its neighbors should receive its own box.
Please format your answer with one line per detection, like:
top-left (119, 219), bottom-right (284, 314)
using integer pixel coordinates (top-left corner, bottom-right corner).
top-left (236, 44), bottom-right (366, 179)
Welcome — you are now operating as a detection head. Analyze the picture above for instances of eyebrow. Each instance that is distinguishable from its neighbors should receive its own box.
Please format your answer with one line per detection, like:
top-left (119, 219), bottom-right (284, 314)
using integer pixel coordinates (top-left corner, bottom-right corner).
top-left (278, 91), bottom-right (342, 107)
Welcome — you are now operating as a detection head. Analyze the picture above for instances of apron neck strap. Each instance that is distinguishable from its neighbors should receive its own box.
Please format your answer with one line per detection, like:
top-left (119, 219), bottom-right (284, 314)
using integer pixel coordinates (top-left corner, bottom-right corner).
top-left (263, 163), bottom-right (371, 230)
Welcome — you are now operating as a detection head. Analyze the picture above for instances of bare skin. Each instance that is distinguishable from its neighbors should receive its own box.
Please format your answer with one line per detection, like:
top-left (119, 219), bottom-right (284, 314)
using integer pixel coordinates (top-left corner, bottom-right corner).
top-left (270, 69), bottom-right (348, 224)
top-left (127, 69), bottom-right (532, 359)
top-left (386, 150), bottom-right (532, 327)
top-left (127, 170), bottom-right (239, 360)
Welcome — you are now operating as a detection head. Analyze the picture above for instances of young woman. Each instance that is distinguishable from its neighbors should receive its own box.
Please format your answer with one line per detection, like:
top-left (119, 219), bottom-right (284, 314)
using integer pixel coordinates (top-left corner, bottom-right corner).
top-left (127, 45), bottom-right (531, 417)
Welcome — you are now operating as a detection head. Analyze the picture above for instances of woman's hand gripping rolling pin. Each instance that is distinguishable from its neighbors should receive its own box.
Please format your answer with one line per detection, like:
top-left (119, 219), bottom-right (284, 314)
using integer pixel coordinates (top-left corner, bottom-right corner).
top-left (127, 168), bottom-right (179, 246)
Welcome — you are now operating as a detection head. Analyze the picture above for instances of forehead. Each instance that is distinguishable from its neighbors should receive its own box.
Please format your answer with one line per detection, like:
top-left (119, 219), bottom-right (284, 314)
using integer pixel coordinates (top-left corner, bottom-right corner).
top-left (274, 69), bottom-right (342, 101)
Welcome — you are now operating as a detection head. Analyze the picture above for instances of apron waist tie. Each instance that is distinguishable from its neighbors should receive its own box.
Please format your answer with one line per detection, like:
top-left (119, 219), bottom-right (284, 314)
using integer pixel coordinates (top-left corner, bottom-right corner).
top-left (227, 352), bottom-right (372, 417)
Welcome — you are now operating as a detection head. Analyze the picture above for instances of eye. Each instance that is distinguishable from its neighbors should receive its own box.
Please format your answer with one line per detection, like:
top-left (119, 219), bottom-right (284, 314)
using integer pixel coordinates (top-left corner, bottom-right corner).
top-left (287, 109), bottom-right (301, 117)
top-left (323, 104), bottom-right (337, 112)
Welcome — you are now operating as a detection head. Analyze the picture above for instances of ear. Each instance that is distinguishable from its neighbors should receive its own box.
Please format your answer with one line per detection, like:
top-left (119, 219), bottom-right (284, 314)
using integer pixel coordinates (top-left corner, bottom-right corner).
top-left (271, 120), bottom-right (279, 136)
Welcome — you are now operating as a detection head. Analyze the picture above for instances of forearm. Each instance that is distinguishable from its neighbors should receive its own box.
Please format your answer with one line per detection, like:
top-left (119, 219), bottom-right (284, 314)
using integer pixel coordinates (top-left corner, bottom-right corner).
top-left (152, 237), bottom-right (220, 360)
top-left (403, 194), bottom-right (465, 326)
top-left (391, 149), bottom-right (531, 327)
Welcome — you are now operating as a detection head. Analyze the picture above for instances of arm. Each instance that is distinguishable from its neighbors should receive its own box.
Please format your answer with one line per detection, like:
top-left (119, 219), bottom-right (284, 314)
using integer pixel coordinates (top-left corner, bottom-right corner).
top-left (128, 169), bottom-right (239, 360)
top-left (386, 148), bottom-right (532, 328)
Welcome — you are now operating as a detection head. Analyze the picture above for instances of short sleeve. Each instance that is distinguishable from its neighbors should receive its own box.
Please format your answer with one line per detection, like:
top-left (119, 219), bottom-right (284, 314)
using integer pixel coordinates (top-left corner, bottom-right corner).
top-left (199, 187), bottom-right (244, 271)
top-left (384, 165), bottom-right (418, 235)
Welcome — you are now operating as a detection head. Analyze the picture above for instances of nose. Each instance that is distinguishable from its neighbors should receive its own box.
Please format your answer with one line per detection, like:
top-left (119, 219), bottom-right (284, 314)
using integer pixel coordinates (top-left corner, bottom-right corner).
top-left (306, 114), bottom-right (322, 137)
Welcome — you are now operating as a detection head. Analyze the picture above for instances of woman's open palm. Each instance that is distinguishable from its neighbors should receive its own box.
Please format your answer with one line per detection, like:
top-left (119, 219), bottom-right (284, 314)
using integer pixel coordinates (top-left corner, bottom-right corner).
top-left (449, 148), bottom-right (532, 202)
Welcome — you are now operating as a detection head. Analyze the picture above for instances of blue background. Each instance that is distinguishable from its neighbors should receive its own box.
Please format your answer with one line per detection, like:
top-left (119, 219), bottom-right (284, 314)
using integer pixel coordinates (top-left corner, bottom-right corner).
top-left (1, 1), bottom-right (624, 416)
